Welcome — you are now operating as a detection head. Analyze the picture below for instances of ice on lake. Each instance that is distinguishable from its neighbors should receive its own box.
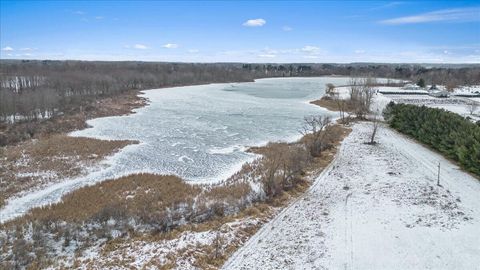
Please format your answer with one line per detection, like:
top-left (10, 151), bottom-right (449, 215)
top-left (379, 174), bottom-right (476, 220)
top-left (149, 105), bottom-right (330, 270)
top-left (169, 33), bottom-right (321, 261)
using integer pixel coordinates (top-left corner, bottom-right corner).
top-left (1, 77), bottom-right (351, 222)
top-left (71, 77), bottom-right (349, 182)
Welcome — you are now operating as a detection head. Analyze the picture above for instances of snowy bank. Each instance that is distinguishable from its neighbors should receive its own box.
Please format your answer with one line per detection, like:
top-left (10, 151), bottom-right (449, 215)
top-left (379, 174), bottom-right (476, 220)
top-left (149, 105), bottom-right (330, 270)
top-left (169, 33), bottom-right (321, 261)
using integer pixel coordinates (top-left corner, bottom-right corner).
top-left (223, 123), bottom-right (480, 270)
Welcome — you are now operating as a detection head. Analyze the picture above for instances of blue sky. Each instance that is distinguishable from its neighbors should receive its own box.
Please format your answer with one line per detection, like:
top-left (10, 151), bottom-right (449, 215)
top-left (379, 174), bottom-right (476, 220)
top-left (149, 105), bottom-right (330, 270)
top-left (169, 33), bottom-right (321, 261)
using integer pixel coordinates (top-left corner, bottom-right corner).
top-left (1, 1), bottom-right (479, 63)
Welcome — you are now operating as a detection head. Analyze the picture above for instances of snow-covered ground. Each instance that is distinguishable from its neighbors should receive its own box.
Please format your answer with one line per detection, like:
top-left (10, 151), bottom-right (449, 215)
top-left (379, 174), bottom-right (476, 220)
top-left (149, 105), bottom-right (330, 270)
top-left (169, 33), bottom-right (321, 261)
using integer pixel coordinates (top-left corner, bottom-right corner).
top-left (453, 85), bottom-right (480, 96)
top-left (332, 85), bottom-right (480, 121)
top-left (45, 216), bottom-right (269, 269)
top-left (223, 122), bottom-right (480, 270)
top-left (387, 96), bottom-right (480, 121)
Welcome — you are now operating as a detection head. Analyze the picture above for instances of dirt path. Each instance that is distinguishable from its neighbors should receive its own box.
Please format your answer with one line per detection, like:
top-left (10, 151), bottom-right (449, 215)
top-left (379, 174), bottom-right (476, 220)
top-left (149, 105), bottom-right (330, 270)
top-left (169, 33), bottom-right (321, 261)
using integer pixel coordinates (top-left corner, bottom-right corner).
top-left (222, 122), bottom-right (480, 270)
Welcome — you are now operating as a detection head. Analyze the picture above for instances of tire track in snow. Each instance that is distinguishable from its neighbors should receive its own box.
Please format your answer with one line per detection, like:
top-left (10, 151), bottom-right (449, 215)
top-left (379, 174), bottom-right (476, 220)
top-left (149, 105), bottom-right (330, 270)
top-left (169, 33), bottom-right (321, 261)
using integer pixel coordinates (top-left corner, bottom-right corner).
top-left (222, 145), bottom-right (342, 270)
top-left (343, 191), bottom-right (353, 270)
top-left (223, 123), bottom-right (480, 270)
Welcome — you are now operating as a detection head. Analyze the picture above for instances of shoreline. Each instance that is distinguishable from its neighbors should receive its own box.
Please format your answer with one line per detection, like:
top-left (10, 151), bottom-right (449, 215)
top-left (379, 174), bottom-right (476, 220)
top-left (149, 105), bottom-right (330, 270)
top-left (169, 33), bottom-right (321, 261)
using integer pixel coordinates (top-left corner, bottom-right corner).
top-left (1, 78), bottom-right (335, 220)
top-left (0, 79), bottom-right (357, 269)
top-left (1, 119), bottom-right (352, 269)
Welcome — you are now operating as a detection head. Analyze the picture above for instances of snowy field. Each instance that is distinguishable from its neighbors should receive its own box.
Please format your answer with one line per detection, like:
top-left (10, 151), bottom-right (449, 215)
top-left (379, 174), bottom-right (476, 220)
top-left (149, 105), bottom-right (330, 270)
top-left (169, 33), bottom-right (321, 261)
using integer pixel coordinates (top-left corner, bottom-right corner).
top-left (1, 77), bottom-right (348, 223)
top-left (223, 123), bottom-right (480, 270)
top-left (333, 85), bottom-right (480, 121)
top-left (388, 96), bottom-right (480, 121)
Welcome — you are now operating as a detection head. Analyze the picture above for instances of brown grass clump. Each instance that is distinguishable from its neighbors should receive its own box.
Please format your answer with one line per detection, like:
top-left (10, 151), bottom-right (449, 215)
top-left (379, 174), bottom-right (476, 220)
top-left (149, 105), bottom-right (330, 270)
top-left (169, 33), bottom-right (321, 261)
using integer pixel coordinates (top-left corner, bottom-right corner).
top-left (20, 135), bottom-right (134, 160)
top-left (0, 135), bottom-right (135, 205)
top-left (2, 171), bottom-right (256, 230)
top-left (310, 96), bottom-right (356, 112)
top-left (7, 174), bottom-right (199, 225)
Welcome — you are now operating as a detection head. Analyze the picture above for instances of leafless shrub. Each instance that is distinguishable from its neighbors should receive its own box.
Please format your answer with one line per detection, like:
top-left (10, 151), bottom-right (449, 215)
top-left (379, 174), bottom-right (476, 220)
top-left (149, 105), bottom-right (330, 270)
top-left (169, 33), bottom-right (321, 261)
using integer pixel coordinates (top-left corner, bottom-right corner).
top-left (325, 83), bottom-right (335, 96)
top-left (334, 94), bottom-right (350, 125)
top-left (301, 115), bottom-right (332, 157)
top-left (261, 142), bottom-right (311, 198)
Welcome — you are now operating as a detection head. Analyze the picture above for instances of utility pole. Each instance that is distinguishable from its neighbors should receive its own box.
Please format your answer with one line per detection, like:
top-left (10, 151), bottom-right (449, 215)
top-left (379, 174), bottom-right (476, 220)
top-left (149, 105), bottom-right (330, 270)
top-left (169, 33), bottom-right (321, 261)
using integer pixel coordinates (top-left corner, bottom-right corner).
top-left (437, 162), bottom-right (441, 186)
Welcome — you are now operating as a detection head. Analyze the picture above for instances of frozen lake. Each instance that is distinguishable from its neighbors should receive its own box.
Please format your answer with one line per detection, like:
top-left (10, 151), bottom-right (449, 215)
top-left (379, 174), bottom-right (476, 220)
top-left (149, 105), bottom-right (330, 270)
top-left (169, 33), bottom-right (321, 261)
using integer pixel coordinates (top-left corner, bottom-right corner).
top-left (71, 77), bottom-right (349, 182)
top-left (1, 77), bottom-right (350, 222)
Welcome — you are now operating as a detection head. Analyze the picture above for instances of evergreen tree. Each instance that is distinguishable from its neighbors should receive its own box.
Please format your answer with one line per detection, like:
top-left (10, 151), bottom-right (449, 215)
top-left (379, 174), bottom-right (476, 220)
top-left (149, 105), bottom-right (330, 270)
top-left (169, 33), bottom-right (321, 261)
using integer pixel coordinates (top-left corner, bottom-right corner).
top-left (417, 78), bottom-right (426, 88)
top-left (384, 102), bottom-right (480, 176)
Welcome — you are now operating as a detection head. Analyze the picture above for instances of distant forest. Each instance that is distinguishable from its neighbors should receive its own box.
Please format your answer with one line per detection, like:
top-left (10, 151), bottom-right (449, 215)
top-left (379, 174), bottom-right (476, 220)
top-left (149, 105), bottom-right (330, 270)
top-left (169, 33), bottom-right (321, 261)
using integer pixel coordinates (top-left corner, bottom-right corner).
top-left (1, 60), bottom-right (479, 124)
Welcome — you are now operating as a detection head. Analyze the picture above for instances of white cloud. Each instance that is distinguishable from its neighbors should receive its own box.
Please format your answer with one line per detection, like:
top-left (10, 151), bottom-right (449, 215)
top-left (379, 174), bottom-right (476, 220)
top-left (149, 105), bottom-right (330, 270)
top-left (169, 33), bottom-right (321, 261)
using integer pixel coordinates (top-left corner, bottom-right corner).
top-left (125, 44), bottom-right (148, 49)
top-left (73, 11), bottom-right (85, 15)
top-left (380, 7), bottom-right (480, 25)
top-left (355, 49), bottom-right (366, 54)
top-left (301, 45), bottom-right (322, 54)
top-left (258, 54), bottom-right (276, 58)
top-left (188, 49), bottom-right (199, 53)
top-left (243, 18), bottom-right (266, 27)
top-left (95, 16), bottom-right (104, 20)
top-left (20, 48), bottom-right (34, 51)
top-left (163, 43), bottom-right (179, 49)
top-left (2, 46), bottom-right (13, 51)
top-left (282, 26), bottom-right (293, 31)
top-left (261, 47), bottom-right (279, 55)
top-left (370, 1), bottom-right (404, 11)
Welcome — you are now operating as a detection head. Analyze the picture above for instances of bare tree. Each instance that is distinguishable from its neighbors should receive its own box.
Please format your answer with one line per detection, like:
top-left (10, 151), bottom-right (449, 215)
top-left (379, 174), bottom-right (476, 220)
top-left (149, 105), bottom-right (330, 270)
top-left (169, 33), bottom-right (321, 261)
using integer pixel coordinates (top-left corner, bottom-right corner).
top-left (280, 144), bottom-right (310, 189)
top-left (349, 77), bottom-right (376, 119)
top-left (262, 143), bottom-right (285, 198)
top-left (349, 78), bottom-right (361, 102)
top-left (300, 115), bottom-right (332, 157)
top-left (325, 83), bottom-right (335, 96)
top-left (445, 80), bottom-right (457, 92)
top-left (362, 77), bottom-right (376, 113)
top-left (261, 142), bottom-right (310, 197)
top-left (334, 93), bottom-right (349, 125)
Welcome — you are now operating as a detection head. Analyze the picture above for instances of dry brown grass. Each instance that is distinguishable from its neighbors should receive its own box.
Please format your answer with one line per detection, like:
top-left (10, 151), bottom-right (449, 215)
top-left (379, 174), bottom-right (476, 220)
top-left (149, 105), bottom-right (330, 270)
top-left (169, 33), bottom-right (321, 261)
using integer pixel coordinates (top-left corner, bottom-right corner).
top-left (0, 135), bottom-right (135, 207)
top-left (1, 123), bottom-right (352, 269)
top-left (310, 96), bottom-right (356, 112)
top-left (2, 171), bottom-right (256, 229)
top-left (0, 90), bottom-right (145, 207)
top-left (4, 174), bottom-right (198, 226)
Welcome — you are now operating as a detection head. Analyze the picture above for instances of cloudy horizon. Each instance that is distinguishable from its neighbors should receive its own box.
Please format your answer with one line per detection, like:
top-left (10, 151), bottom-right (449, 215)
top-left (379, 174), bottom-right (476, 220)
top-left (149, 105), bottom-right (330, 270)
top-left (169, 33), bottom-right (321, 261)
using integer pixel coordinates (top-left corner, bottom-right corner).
top-left (1, 1), bottom-right (479, 63)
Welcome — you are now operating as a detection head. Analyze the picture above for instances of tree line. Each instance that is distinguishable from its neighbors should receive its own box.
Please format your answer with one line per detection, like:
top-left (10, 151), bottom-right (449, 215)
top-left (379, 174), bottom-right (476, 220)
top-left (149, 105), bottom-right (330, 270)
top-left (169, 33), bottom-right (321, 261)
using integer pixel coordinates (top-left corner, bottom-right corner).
top-left (1, 60), bottom-right (479, 124)
top-left (384, 102), bottom-right (480, 176)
